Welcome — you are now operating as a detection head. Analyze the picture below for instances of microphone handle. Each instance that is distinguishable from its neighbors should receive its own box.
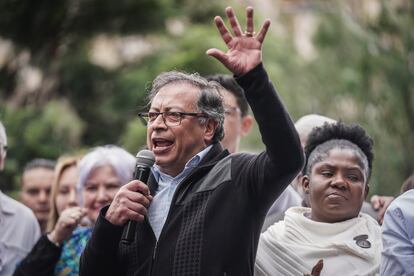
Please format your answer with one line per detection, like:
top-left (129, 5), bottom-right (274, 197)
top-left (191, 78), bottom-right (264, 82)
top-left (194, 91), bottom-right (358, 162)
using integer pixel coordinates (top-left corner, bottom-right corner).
top-left (121, 166), bottom-right (151, 244)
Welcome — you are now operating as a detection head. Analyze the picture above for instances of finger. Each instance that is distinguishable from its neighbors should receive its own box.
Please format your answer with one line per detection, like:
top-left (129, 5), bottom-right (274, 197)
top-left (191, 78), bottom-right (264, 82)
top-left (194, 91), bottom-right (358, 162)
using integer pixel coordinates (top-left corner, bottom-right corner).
top-left (311, 259), bottom-right (324, 276)
top-left (206, 48), bottom-right (229, 65)
top-left (225, 6), bottom-right (243, 37)
top-left (119, 204), bottom-right (147, 223)
top-left (60, 217), bottom-right (78, 229)
top-left (126, 180), bottom-right (151, 196)
top-left (135, 181), bottom-right (151, 196)
top-left (126, 191), bottom-right (151, 208)
top-left (245, 7), bottom-right (254, 35)
top-left (70, 209), bottom-right (84, 219)
top-left (127, 210), bottom-right (145, 222)
top-left (214, 16), bottom-right (233, 48)
top-left (256, 19), bottom-right (271, 44)
top-left (370, 195), bottom-right (380, 210)
top-left (125, 201), bottom-right (149, 217)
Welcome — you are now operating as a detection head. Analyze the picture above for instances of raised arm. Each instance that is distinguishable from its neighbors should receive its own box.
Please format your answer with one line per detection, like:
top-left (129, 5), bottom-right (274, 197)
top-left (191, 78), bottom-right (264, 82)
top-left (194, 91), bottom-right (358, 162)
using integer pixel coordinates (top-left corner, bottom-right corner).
top-left (208, 6), bottom-right (304, 213)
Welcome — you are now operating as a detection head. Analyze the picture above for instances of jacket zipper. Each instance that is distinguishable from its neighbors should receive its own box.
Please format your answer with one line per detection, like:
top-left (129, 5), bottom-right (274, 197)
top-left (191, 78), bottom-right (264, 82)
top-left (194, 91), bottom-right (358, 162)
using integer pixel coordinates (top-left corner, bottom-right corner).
top-left (149, 177), bottom-right (195, 275)
top-left (153, 241), bottom-right (158, 260)
top-left (149, 166), bottom-right (211, 275)
top-left (149, 150), bottom-right (228, 275)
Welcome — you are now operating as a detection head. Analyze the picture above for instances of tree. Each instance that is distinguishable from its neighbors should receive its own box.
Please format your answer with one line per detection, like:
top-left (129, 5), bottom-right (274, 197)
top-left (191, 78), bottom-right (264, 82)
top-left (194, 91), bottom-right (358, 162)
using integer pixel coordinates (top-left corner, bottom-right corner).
top-left (0, 0), bottom-right (224, 191)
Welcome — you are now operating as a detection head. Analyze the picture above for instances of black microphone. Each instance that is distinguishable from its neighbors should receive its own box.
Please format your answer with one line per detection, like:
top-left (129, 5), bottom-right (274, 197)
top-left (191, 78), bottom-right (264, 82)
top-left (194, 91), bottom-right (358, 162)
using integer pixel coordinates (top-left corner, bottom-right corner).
top-left (121, 149), bottom-right (155, 244)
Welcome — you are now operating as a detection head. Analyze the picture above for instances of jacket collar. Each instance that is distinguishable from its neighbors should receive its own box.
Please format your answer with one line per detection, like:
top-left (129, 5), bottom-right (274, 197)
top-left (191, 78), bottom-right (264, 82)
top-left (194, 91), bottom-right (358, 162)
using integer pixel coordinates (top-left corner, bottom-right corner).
top-left (0, 191), bottom-right (17, 215)
top-left (147, 142), bottom-right (229, 197)
top-left (197, 142), bottom-right (229, 168)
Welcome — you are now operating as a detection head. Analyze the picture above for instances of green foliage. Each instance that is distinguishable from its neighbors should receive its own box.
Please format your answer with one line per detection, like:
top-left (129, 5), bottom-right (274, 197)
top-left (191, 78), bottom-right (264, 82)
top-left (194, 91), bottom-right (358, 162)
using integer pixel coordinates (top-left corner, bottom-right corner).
top-left (250, 1), bottom-right (414, 196)
top-left (120, 120), bottom-right (148, 154)
top-left (0, 0), bottom-right (412, 198)
top-left (0, 101), bottom-right (84, 190)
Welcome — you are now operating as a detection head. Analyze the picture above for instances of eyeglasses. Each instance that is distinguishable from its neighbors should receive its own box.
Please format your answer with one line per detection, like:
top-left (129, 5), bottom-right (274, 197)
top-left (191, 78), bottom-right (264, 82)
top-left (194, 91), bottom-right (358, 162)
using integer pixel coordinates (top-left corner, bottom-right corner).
top-left (138, 111), bottom-right (207, 127)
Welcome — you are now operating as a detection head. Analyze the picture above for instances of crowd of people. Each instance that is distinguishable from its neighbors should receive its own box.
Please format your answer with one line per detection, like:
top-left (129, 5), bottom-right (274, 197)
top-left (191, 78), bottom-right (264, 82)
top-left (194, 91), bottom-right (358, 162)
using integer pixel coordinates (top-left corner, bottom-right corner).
top-left (0, 6), bottom-right (412, 276)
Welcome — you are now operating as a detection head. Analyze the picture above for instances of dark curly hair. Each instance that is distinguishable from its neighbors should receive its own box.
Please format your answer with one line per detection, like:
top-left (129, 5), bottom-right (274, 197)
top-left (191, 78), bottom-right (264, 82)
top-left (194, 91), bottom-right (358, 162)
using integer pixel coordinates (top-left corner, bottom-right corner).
top-left (303, 121), bottom-right (374, 183)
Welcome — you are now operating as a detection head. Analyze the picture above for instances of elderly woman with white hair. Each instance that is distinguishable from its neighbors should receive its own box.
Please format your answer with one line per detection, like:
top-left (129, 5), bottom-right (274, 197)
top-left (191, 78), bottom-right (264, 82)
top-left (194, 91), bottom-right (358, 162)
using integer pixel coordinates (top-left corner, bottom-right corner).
top-left (14, 145), bottom-right (135, 276)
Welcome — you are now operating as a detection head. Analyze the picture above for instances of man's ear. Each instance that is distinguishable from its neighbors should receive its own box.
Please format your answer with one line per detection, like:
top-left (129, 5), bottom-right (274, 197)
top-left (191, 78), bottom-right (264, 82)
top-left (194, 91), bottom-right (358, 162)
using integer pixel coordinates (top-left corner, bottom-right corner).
top-left (302, 175), bottom-right (310, 194)
top-left (204, 119), bottom-right (218, 143)
top-left (241, 115), bottom-right (253, 137)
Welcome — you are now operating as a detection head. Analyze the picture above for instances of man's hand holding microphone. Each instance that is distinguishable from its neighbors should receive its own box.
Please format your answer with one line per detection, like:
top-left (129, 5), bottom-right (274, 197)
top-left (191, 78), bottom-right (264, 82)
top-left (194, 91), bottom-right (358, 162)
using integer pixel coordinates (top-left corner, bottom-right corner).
top-left (104, 150), bottom-right (155, 243)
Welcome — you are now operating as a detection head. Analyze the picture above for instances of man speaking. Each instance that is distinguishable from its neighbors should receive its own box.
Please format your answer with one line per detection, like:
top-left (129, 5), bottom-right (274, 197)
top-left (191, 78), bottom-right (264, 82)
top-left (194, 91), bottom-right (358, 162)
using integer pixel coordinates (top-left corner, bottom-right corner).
top-left (80, 6), bottom-right (303, 276)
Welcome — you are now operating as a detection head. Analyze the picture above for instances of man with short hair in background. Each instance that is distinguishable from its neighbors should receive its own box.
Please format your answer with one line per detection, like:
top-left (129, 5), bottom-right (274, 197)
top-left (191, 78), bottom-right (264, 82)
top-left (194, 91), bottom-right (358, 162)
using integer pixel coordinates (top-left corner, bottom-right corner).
top-left (0, 120), bottom-right (40, 276)
top-left (20, 158), bottom-right (56, 233)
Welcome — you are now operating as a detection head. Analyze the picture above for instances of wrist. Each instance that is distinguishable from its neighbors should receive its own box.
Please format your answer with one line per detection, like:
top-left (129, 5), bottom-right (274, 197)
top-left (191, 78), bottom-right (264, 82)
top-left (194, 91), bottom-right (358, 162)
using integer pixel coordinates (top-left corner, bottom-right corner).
top-left (47, 231), bottom-right (62, 247)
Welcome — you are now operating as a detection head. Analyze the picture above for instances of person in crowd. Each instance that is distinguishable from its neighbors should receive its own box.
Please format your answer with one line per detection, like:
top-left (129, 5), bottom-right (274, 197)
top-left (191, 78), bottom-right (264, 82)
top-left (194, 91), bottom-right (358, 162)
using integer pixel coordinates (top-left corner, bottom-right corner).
top-left (255, 121), bottom-right (381, 275)
top-left (20, 158), bottom-right (56, 233)
top-left (14, 145), bottom-right (135, 276)
top-left (272, 114), bottom-right (392, 226)
top-left (47, 156), bottom-right (81, 232)
top-left (0, 120), bottom-right (40, 276)
top-left (290, 114), bottom-right (336, 200)
top-left (13, 155), bottom-right (81, 276)
top-left (207, 74), bottom-right (302, 226)
top-left (80, 6), bottom-right (303, 276)
top-left (205, 74), bottom-right (254, 154)
top-left (381, 175), bottom-right (414, 276)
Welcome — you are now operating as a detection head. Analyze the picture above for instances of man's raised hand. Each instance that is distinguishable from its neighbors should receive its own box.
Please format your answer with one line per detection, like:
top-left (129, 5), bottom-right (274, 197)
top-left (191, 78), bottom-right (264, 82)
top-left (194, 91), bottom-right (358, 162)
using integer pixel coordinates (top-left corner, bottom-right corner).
top-left (207, 6), bottom-right (270, 76)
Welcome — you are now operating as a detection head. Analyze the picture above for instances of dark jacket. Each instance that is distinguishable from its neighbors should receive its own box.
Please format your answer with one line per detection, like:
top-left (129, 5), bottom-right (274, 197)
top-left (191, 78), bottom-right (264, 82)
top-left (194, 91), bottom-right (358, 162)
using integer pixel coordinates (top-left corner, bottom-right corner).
top-left (80, 64), bottom-right (304, 276)
top-left (13, 235), bottom-right (61, 276)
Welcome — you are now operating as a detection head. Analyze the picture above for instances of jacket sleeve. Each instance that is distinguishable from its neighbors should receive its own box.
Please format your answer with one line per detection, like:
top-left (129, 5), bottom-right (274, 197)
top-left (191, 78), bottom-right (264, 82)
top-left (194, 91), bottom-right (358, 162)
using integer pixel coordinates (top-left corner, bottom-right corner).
top-left (13, 235), bottom-right (62, 276)
top-left (380, 192), bottom-right (414, 276)
top-left (79, 206), bottom-right (125, 276)
top-left (234, 63), bottom-right (304, 215)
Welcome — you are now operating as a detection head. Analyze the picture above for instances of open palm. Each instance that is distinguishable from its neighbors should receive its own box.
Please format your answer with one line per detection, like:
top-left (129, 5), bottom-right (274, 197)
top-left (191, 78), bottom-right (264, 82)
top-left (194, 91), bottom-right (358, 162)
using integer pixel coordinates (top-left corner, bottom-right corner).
top-left (207, 7), bottom-right (270, 76)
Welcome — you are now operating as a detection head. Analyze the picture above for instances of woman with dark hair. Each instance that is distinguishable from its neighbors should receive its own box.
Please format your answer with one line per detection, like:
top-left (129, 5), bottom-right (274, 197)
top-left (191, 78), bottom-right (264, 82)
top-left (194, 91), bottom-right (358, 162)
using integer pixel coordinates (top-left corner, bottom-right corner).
top-left (255, 122), bottom-right (381, 276)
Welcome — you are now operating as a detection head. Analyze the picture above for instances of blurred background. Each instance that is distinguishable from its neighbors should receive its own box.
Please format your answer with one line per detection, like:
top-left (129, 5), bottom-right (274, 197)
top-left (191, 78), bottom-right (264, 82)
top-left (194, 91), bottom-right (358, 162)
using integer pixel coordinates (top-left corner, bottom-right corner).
top-left (0, 0), bottom-right (412, 197)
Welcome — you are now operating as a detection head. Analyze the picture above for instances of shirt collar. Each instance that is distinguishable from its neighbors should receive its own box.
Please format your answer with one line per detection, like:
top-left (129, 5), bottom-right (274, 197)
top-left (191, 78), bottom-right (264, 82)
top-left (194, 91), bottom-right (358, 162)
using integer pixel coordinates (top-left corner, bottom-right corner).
top-left (0, 191), bottom-right (17, 215)
top-left (151, 144), bottom-right (213, 181)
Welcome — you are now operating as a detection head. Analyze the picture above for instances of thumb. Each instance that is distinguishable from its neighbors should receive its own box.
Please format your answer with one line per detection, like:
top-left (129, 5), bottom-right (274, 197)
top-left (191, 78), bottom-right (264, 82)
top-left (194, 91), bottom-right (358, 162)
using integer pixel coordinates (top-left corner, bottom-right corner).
top-left (370, 195), bottom-right (380, 210)
top-left (206, 48), bottom-right (229, 66)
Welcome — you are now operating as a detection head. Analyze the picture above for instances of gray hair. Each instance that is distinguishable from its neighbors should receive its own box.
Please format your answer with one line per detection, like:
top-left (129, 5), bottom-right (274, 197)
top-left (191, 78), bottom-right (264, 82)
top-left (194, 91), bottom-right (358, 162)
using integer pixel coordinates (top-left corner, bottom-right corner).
top-left (77, 145), bottom-right (135, 203)
top-left (295, 114), bottom-right (336, 145)
top-left (148, 71), bottom-right (225, 142)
